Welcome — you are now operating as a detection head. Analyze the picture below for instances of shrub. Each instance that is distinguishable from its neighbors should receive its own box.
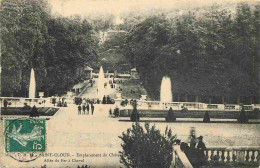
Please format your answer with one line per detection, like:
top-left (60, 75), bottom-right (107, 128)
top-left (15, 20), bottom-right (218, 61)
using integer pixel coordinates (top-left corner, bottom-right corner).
top-left (181, 107), bottom-right (188, 113)
top-left (119, 122), bottom-right (177, 168)
top-left (238, 106), bottom-right (248, 123)
top-left (30, 105), bottom-right (39, 118)
top-left (23, 103), bottom-right (31, 110)
top-left (4, 99), bottom-right (8, 109)
top-left (166, 107), bottom-right (176, 122)
top-left (203, 111), bottom-right (210, 123)
top-left (130, 106), bottom-right (139, 121)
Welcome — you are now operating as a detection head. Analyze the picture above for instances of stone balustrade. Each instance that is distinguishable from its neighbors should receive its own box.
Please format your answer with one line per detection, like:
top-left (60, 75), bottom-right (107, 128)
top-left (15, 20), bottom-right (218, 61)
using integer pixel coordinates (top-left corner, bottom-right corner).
top-left (170, 146), bottom-right (260, 168)
top-left (205, 147), bottom-right (260, 163)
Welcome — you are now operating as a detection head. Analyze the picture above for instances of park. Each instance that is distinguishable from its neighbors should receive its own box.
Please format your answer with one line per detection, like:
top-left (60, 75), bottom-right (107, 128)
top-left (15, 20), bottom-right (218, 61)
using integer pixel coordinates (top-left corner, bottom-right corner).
top-left (0, 0), bottom-right (260, 167)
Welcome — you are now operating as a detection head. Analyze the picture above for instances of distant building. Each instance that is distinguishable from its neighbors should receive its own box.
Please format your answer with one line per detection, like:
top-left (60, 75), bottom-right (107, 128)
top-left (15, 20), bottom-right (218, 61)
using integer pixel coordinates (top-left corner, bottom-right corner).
top-left (131, 68), bottom-right (140, 79)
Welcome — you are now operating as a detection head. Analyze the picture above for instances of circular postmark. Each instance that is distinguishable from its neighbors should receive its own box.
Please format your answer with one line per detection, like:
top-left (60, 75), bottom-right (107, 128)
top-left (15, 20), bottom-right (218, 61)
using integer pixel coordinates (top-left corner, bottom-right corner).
top-left (4, 117), bottom-right (46, 162)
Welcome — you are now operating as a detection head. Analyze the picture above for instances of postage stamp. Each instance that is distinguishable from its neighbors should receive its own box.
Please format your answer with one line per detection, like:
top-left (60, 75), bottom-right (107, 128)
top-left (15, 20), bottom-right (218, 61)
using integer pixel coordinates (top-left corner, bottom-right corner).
top-left (4, 118), bottom-right (46, 153)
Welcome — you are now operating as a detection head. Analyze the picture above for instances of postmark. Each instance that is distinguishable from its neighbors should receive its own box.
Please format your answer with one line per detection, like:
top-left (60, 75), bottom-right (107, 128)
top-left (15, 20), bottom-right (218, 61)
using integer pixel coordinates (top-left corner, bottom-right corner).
top-left (4, 118), bottom-right (46, 162)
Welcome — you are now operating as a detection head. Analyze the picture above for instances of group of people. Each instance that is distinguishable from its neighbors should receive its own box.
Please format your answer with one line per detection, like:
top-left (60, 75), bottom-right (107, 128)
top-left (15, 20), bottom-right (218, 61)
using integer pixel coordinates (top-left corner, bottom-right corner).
top-left (120, 98), bottom-right (138, 107)
top-left (52, 96), bottom-right (67, 107)
top-left (102, 95), bottom-right (114, 104)
top-left (180, 129), bottom-right (207, 167)
top-left (78, 103), bottom-right (94, 115)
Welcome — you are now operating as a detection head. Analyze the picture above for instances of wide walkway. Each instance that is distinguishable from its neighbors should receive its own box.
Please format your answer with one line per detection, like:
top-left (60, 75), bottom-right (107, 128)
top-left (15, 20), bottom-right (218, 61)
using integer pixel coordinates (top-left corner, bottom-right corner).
top-left (80, 78), bottom-right (117, 99)
top-left (1, 102), bottom-right (260, 168)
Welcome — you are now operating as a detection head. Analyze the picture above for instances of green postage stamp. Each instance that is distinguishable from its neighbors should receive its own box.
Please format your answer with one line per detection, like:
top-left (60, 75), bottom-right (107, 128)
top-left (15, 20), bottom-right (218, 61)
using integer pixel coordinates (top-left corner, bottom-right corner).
top-left (5, 118), bottom-right (46, 153)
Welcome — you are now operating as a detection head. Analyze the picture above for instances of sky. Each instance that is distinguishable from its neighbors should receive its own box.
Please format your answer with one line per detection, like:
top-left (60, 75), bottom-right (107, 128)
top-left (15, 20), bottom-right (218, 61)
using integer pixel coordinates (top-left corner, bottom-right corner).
top-left (48, 0), bottom-right (259, 23)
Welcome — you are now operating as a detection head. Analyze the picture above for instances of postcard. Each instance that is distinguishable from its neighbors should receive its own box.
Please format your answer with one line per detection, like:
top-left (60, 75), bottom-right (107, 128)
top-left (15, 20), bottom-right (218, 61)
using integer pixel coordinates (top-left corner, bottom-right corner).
top-left (0, 0), bottom-right (259, 167)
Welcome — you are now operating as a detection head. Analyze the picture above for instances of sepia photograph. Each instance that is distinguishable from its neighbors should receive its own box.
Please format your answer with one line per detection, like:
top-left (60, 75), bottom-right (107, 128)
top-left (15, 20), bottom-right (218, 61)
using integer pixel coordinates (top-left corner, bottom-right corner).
top-left (0, 0), bottom-right (259, 167)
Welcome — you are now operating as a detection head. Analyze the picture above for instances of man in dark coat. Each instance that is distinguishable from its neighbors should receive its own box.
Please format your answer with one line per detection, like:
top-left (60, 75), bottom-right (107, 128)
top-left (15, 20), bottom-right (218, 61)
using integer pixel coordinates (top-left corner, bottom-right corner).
top-left (196, 136), bottom-right (207, 167)
top-left (78, 105), bottom-right (81, 115)
top-left (86, 104), bottom-right (90, 114)
top-left (91, 104), bottom-right (94, 115)
top-left (197, 136), bottom-right (206, 151)
top-left (82, 105), bottom-right (86, 115)
top-left (102, 95), bottom-right (106, 104)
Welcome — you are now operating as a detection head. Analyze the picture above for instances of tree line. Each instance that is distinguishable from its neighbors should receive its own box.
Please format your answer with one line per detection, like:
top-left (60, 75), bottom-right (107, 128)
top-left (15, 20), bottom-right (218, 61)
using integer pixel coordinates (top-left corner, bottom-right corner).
top-left (123, 3), bottom-right (260, 104)
top-left (0, 0), bottom-right (98, 97)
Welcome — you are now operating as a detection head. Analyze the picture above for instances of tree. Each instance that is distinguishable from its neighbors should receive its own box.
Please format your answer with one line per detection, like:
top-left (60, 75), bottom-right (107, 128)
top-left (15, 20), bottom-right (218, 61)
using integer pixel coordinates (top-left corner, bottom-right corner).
top-left (30, 105), bottom-right (39, 117)
top-left (123, 3), bottom-right (259, 104)
top-left (166, 107), bottom-right (176, 122)
top-left (130, 106), bottom-right (140, 121)
top-left (0, 0), bottom-right (97, 97)
top-left (119, 122), bottom-right (177, 168)
top-left (238, 106), bottom-right (248, 123)
top-left (203, 111), bottom-right (210, 123)
top-left (0, 0), bottom-right (53, 96)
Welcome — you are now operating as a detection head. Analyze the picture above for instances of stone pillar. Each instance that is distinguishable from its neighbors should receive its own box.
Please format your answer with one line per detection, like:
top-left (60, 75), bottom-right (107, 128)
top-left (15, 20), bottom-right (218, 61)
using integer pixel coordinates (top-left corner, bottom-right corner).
top-left (209, 98), bottom-right (212, 104)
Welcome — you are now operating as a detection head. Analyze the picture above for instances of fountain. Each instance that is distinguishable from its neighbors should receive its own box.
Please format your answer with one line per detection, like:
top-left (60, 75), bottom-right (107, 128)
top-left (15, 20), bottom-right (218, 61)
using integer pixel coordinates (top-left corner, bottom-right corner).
top-left (29, 68), bottom-right (36, 98)
top-left (97, 66), bottom-right (105, 100)
top-left (160, 76), bottom-right (172, 103)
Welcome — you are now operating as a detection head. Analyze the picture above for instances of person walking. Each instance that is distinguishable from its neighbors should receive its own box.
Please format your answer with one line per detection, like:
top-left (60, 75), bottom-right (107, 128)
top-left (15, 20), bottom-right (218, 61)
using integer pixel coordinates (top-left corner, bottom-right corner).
top-left (190, 128), bottom-right (197, 148)
top-left (78, 105), bottom-right (81, 115)
top-left (82, 105), bottom-right (86, 115)
top-left (196, 136), bottom-right (207, 167)
top-left (91, 104), bottom-right (94, 115)
top-left (86, 103), bottom-right (90, 115)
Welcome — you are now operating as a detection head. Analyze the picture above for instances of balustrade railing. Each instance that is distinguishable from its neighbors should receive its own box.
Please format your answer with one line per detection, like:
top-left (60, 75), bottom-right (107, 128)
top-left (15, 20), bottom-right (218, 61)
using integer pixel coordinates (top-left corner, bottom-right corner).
top-left (171, 146), bottom-right (260, 168)
top-left (205, 147), bottom-right (260, 163)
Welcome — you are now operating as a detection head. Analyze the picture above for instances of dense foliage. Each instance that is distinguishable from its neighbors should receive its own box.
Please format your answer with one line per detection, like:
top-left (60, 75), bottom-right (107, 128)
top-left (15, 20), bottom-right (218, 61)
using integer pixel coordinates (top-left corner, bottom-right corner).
top-left (123, 3), bottom-right (260, 104)
top-left (97, 32), bottom-right (130, 72)
top-left (0, 0), bottom-right (97, 96)
top-left (119, 122), bottom-right (176, 168)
